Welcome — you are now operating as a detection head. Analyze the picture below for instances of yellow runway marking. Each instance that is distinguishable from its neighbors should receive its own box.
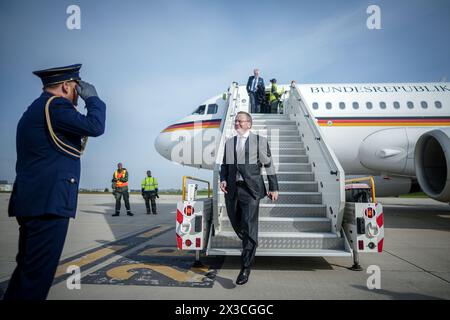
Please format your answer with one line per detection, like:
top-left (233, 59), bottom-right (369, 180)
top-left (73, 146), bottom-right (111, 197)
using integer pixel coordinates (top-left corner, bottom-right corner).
top-left (137, 224), bottom-right (172, 238)
top-left (55, 245), bottom-right (125, 277)
top-left (138, 247), bottom-right (191, 257)
top-left (106, 263), bottom-right (208, 283)
top-left (191, 266), bottom-right (210, 273)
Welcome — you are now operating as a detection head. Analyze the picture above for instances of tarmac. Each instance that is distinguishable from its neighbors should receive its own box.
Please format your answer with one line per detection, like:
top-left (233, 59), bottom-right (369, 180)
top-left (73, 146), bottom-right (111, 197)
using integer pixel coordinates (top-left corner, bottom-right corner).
top-left (0, 193), bottom-right (449, 300)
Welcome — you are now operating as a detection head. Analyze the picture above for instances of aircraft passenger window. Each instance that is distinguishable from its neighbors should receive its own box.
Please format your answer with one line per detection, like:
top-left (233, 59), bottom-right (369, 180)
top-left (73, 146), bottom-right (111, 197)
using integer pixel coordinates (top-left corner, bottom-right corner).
top-left (393, 102), bottom-right (400, 109)
top-left (435, 101), bottom-right (442, 109)
top-left (352, 102), bottom-right (359, 109)
top-left (366, 102), bottom-right (373, 109)
top-left (312, 102), bottom-right (319, 110)
top-left (339, 102), bottom-right (345, 109)
top-left (421, 101), bottom-right (428, 109)
top-left (380, 102), bottom-right (386, 109)
top-left (192, 105), bottom-right (206, 115)
top-left (326, 102), bottom-right (332, 110)
top-left (407, 101), bottom-right (414, 109)
top-left (207, 104), bottom-right (218, 114)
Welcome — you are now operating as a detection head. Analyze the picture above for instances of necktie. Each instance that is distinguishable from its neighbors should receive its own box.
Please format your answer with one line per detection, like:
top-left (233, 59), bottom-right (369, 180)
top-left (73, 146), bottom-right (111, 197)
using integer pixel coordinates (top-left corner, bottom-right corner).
top-left (237, 136), bottom-right (246, 165)
top-left (236, 136), bottom-right (246, 180)
top-left (252, 78), bottom-right (257, 92)
top-left (239, 136), bottom-right (246, 154)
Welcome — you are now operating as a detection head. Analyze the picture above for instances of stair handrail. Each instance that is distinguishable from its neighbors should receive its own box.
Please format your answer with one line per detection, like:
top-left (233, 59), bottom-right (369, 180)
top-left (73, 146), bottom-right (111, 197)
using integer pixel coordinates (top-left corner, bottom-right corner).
top-left (212, 82), bottom-right (240, 231)
top-left (182, 176), bottom-right (212, 201)
top-left (286, 83), bottom-right (346, 234)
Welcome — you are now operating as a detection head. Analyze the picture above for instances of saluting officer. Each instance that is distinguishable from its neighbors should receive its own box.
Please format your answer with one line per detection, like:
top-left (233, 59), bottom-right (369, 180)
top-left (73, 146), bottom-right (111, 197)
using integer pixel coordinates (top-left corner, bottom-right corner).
top-left (4, 64), bottom-right (106, 300)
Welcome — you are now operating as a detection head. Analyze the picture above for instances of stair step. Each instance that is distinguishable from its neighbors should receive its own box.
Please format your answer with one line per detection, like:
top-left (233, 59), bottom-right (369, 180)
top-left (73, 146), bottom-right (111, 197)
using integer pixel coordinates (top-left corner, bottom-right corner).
top-left (275, 181), bottom-right (318, 192)
top-left (270, 148), bottom-right (306, 156)
top-left (252, 123), bottom-right (297, 128)
top-left (207, 248), bottom-right (351, 257)
top-left (252, 115), bottom-right (295, 124)
top-left (264, 172), bottom-right (314, 181)
top-left (273, 155), bottom-right (309, 163)
top-left (252, 129), bottom-right (299, 135)
top-left (267, 136), bottom-right (301, 142)
top-left (269, 142), bottom-right (304, 148)
top-left (219, 217), bottom-right (331, 233)
top-left (210, 231), bottom-right (344, 250)
top-left (262, 133), bottom-right (300, 137)
top-left (274, 163), bottom-right (312, 172)
top-left (252, 116), bottom-right (292, 120)
top-left (218, 203), bottom-right (327, 217)
top-left (252, 124), bottom-right (298, 130)
top-left (260, 192), bottom-right (322, 204)
top-left (218, 191), bottom-right (322, 204)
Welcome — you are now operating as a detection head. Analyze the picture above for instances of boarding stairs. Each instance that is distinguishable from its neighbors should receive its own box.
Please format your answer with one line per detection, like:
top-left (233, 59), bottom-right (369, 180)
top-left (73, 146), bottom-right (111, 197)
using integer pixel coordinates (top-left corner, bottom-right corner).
top-left (207, 83), bottom-right (351, 257)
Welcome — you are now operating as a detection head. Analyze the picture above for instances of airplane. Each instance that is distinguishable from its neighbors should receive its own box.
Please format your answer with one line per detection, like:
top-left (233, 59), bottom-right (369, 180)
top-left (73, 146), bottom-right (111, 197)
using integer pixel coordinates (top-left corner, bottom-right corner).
top-left (155, 82), bottom-right (450, 203)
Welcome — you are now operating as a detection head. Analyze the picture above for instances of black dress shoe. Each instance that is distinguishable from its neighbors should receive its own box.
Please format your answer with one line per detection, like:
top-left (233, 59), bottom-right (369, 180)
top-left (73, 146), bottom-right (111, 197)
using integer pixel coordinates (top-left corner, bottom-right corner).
top-left (236, 268), bottom-right (251, 285)
top-left (112, 213), bottom-right (120, 217)
top-left (127, 212), bottom-right (134, 216)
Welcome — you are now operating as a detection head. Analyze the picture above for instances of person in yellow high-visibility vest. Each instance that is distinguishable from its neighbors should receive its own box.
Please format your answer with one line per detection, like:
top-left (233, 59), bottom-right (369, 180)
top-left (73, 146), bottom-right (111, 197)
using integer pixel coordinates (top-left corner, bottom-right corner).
top-left (269, 78), bottom-right (282, 114)
top-left (141, 170), bottom-right (159, 214)
top-left (112, 163), bottom-right (133, 216)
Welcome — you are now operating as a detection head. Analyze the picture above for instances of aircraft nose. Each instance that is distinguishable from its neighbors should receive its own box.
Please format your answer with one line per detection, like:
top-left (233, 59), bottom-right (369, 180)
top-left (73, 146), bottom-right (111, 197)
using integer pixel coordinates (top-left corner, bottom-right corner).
top-left (154, 131), bottom-right (172, 161)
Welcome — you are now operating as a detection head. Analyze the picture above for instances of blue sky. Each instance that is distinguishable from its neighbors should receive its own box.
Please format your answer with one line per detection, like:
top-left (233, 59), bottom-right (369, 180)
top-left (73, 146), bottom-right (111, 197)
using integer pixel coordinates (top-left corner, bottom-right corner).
top-left (1, 0), bottom-right (449, 189)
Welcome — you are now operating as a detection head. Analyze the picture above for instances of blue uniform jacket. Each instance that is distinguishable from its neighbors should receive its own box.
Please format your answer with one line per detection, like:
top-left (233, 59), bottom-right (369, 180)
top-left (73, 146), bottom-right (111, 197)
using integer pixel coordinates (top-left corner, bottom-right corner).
top-left (8, 91), bottom-right (106, 218)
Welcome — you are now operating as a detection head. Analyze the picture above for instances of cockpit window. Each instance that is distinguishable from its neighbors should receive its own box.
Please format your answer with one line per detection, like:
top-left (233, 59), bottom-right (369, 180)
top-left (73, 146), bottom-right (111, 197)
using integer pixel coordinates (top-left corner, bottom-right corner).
top-left (207, 104), bottom-right (218, 114)
top-left (192, 105), bottom-right (206, 115)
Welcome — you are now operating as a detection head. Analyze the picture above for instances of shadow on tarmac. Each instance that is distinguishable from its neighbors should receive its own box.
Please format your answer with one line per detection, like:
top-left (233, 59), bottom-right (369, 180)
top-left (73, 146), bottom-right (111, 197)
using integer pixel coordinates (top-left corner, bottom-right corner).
top-left (220, 256), bottom-right (335, 271)
top-left (382, 204), bottom-right (450, 230)
top-left (351, 285), bottom-right (444, 300)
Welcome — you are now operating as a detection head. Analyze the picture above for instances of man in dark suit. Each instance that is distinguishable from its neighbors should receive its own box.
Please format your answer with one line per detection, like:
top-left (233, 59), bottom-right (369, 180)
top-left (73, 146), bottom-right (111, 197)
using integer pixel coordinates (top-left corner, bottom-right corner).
top-left (220, 111), bottom-right (278, 285)
top-left (246, 69), bottom-right (265, 114)
top-left (4, 64), bottom-right (106, 300)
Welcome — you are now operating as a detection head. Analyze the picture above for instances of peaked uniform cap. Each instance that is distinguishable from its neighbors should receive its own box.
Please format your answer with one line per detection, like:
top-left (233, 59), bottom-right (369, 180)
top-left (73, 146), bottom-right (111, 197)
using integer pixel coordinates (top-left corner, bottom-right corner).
top-left (33, 64), bottom-right (82, 87)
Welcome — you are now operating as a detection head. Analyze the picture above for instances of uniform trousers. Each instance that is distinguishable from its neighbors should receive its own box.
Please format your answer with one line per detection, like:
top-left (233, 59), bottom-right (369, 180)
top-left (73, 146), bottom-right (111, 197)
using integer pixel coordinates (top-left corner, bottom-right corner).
top-left (3, 214), bottom-right (69, 300)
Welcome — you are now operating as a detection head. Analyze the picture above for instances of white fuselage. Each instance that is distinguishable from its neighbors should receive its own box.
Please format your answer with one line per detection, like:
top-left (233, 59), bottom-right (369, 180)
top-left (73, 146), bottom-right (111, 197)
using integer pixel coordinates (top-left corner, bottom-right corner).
top-left (155, 82), bottom-right (450, 178)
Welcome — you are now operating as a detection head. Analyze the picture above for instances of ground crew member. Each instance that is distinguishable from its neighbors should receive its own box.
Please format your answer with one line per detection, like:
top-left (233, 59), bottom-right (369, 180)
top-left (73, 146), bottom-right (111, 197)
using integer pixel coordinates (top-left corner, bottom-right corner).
top-left (141, 170), bottom-right (159, 214)
top-left (112, 163), bottom-right (133, 216)
top-left (4, 64), bottom-right (106, 300)
top-left (269, 78), bottom-right (282, 114)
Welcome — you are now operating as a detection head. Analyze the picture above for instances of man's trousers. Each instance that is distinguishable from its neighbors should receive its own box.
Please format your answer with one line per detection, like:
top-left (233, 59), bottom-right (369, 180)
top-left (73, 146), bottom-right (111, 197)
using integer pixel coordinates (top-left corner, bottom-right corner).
top-left (3, 214), bottom-right (69, 300)
top-left (225, 182), bottom-right (260, 269)
top-left (143, 192), bottom-right (157, 214)
top-left (249, 92), bottom-right (261, 114)
top-left (115, 189), bottom-right (131, 213)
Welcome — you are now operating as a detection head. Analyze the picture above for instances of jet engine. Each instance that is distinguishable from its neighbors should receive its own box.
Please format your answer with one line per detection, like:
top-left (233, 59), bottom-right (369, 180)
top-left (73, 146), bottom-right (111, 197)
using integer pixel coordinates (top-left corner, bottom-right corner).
top-left (414, 128), bottom-right (450, 202)
top-left (358, 127), bottom-right (450, 202)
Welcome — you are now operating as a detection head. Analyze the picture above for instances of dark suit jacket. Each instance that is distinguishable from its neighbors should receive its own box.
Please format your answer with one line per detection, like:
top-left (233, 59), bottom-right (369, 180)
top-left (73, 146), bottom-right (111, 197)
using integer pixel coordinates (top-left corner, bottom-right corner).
top-left (220, 132), bottom-right (278, 200)
top-left (246, 76), bottom-right (265, 102)
top-left (8, 91), bottom-right (106, 218)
